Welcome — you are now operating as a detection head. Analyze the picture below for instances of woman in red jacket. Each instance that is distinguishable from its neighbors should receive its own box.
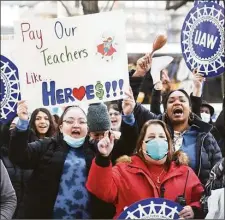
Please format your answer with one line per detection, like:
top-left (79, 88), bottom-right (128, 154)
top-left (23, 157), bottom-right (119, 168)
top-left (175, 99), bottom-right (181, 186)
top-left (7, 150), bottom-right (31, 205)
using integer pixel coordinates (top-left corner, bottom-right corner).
top-left (86, 119), bottom-right (204, 219)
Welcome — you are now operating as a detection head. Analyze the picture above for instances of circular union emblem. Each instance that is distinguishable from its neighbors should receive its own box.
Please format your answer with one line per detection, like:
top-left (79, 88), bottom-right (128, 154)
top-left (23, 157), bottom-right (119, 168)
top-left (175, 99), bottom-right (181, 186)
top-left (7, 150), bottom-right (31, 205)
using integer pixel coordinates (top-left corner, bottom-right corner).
top-left (117, 198), bottom-right (183, 219)
top-left (181, 2), bottom-right (224, 77)
top-left (0, 55), bottom-right (21, 124)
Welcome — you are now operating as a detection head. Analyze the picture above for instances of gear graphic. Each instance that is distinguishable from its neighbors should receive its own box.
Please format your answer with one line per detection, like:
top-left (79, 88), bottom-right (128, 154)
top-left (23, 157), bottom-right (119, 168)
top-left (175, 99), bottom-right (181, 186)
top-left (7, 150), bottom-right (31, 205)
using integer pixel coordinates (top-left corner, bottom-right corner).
top-left (118, 198), bottom-right (183, 219)
top-left (181, 2), bottom-right (224, 77)
top-left (0, 55), bottom-right (21, 124)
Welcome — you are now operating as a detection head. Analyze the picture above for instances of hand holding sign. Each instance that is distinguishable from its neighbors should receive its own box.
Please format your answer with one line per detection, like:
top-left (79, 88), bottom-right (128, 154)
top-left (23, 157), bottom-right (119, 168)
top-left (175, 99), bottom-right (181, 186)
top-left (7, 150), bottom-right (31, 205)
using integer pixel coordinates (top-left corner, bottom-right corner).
top-left (162, 69), bottom-right (171, 84)
top-left (193, 69), bottom-right (205, 89)
top-left (192, 68), bottom-right (205, 97)
top-left (179, 205), bottom-right (194, 219)
top-left (98, 131), bottom-right (115, 157)
top-left (17, 100), bottom-right (29, 121)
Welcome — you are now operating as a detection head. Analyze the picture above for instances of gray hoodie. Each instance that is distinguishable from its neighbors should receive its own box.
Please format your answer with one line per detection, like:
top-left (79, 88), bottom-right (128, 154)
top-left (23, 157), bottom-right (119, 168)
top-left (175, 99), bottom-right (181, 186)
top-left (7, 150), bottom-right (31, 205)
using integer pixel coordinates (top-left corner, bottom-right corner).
top-left (0, 160), bottom-right (17, 219)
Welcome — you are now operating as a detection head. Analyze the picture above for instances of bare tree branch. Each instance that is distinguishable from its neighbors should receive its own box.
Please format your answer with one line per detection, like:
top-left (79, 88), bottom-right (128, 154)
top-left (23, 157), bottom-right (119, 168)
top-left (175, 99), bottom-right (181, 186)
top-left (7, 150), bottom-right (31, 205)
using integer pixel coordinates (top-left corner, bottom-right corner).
top-left (58, 0), bottom-right (72, 16)
top-left (75, 0), bottom-right (80, 8)
top-left (102, 1), bottom-right (110, 12)
top-left (109, 0), bottom-right (115, 11)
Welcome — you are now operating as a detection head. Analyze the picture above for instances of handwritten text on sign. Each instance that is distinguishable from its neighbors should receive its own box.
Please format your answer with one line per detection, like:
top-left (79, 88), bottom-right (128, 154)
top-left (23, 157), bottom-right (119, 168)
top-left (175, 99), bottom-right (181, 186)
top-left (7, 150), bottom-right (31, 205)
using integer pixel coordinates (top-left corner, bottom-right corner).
top-left (14, 11), bottom-right (129, 110)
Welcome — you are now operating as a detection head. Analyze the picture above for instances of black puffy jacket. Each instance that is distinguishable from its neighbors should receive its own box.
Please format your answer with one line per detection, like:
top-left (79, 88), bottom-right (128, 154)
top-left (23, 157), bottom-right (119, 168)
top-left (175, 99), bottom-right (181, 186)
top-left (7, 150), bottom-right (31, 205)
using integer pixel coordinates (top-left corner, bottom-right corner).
top-left (9, 121), bottom-right (138, 219)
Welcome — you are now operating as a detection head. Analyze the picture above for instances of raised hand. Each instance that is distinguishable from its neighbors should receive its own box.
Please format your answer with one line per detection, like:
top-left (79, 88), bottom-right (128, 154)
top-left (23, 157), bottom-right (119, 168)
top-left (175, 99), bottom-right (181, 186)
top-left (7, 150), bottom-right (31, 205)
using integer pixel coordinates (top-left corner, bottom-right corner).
top-left (122, 87), bottom-right (135, 115)
top-left (133, 53), bottom-right (152, 77)
top-left (97, 131), bottom-right (115, 157)
top-left (17, 100), bottom-right (29, 121)
top-left (192, 68), bottom-right (205, 97)
top-left (161, 69), bottom-right (170, 84)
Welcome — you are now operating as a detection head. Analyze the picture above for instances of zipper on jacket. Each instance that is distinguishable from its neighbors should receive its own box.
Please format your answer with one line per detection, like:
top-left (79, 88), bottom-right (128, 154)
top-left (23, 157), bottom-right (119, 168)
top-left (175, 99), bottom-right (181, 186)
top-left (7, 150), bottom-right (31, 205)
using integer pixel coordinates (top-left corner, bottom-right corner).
top-left (197, 127), bottom-right (212, 177)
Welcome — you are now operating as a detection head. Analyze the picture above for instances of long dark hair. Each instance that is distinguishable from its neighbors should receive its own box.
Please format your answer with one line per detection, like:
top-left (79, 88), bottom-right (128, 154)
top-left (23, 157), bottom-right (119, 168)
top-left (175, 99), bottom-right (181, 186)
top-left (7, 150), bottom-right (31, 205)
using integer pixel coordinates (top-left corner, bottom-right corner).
top-left (29, 108), bottom-right (55, 139)
top-left (136, 119), bottom-right (173, 170)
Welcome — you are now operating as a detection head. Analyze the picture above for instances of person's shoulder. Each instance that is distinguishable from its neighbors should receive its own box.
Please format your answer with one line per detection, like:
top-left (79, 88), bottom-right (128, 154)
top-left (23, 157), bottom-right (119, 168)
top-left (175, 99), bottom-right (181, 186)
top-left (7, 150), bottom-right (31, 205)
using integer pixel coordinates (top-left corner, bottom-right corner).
top-left (114, 155), bottom-right (144, 171)
top-left (115, 155), bottom-right (132, 166)
top-left (170, 160), bottom-right (194, 175)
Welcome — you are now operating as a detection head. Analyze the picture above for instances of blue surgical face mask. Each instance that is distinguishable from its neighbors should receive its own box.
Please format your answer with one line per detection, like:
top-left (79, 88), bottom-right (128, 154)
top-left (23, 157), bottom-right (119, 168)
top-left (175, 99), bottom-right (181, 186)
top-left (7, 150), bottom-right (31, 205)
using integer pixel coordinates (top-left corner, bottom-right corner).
top-left (145, 138), bottom-right (168, 160)
top-left (63, 134), bottom-right (85, 148)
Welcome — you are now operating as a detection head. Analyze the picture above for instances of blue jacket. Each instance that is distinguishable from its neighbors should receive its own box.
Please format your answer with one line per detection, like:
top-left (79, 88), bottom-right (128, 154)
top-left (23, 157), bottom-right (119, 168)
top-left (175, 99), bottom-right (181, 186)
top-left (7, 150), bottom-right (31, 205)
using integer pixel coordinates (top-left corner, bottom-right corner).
top-left (133, 103), bottom-right (222, 185)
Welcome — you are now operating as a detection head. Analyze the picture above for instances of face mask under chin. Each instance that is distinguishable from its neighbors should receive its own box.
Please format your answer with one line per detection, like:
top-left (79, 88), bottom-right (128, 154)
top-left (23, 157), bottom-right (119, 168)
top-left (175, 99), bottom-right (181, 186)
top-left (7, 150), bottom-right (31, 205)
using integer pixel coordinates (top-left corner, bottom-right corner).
top-left (63, 134), bottom-right (86, 148)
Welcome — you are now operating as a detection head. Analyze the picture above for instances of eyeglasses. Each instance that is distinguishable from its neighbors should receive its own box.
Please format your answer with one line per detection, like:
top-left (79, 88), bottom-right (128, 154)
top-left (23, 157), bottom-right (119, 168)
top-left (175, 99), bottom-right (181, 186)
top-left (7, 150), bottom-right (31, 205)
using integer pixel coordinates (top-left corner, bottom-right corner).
top-left (63, 119), bottom-right (87, 125)
top-left (109, 112), bottom-right (121, 117)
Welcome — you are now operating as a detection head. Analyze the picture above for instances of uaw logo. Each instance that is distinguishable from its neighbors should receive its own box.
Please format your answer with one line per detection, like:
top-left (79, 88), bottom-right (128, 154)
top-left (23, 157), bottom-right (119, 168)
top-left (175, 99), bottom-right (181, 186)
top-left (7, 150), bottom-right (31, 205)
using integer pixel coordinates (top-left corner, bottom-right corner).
top-left (181, 2), bottom-right (224, 77)
top-left (117, 198), bottom-right (183, 219)
top-left (0, 55), bottom-right (21, 124)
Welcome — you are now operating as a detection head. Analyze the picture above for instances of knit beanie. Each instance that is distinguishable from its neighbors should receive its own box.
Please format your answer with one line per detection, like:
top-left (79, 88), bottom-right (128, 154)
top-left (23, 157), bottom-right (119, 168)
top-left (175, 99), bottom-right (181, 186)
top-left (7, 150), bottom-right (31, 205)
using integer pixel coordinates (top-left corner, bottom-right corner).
top-left (87, 103), bottom-right (111, 132)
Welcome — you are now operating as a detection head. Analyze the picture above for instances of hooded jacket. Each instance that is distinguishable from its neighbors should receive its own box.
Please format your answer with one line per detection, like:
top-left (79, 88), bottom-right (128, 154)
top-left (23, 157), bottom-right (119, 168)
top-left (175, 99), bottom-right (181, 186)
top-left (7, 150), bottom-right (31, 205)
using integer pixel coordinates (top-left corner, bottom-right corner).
top-left (86, 153), bottom-right (204, 219)
top-left (133, 103), bottom-right (222, 185)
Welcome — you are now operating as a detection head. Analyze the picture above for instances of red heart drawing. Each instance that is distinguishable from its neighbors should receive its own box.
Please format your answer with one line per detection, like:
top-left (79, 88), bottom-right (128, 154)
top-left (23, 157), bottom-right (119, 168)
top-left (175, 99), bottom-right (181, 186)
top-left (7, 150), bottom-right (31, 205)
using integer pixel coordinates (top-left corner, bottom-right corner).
top-left (72, 86), bottom-right (86, 101)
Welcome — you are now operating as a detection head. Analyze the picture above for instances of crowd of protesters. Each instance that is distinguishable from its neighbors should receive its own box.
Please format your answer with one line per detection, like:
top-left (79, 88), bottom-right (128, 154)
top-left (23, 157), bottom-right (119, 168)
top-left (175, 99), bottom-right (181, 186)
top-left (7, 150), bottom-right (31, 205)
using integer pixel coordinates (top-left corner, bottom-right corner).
top-left (0, 53), bottom-right (224, 219)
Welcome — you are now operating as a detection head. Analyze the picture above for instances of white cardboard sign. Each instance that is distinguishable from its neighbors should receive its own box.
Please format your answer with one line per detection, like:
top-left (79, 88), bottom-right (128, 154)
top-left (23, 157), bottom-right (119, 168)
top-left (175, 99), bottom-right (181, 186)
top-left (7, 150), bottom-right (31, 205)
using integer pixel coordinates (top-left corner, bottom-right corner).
top-left (13, 10), bottom-right (129, 110)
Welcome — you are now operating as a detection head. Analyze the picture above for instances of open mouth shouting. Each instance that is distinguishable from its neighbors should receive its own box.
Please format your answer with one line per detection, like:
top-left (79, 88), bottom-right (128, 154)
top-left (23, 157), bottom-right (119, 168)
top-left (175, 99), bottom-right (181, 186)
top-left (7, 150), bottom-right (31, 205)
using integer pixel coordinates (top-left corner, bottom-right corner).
top-left (172, 107), bottom-right (184, 118)
top-left (111, 119), bottom-right (118, 126)
top-left (71, 129), bottom-right (81, 138)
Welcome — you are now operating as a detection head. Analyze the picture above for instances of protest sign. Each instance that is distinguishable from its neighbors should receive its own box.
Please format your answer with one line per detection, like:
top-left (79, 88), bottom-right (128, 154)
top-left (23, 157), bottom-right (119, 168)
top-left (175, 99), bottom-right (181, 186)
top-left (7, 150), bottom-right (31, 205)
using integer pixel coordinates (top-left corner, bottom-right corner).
top-left (150, 56), bottom-right (173, 84)
top-left (117, 198), bottom-right (183, 219)
top-left (181, 2), bottom-right (224, 77)
top-left (13, 10), bottom-right (129, 111)
top-left (0, 35), bottom-right (21, 124)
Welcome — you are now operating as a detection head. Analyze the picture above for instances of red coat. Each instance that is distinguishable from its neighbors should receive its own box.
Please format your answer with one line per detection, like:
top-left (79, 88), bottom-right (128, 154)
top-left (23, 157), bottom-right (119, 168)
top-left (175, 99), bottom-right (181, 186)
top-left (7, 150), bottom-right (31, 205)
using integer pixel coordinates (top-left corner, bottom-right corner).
top-left (86, 155), bottom-right (204, 218)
